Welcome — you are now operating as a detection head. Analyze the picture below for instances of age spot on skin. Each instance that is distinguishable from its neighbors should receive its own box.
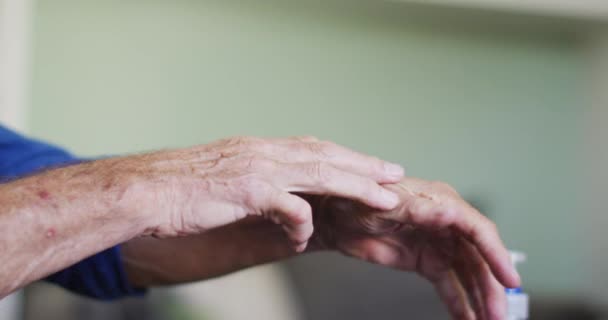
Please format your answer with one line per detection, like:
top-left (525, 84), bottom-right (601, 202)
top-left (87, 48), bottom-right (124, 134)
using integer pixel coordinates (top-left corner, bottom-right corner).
top-left (37, 190), bottom-right (50, 200)
top-left (46, 228), bottom-right (56, 238)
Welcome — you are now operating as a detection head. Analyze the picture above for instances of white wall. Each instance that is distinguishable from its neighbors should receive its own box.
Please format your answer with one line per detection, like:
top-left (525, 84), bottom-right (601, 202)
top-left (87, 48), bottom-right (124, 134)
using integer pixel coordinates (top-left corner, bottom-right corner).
top-left (583, 29), bottom-right (608, 308)
top-left (0, 0), bottom-right (31, 318)
top-left (403, 0), bottom-right (608, 20)
top-left (0, 0), bottom-right (31, 131)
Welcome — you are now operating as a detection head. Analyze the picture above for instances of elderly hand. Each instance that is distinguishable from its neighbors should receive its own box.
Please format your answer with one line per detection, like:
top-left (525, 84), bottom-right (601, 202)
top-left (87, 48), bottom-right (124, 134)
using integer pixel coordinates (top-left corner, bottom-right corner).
top-left (312, 178), bottom-right (520, 320)
top-left (129, 136), bottom-right (404, 251)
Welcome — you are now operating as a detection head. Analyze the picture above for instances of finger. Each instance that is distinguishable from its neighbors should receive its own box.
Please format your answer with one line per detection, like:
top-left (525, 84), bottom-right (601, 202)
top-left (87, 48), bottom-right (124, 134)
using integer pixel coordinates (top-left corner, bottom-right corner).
top-left (458, 240), bottom-right (508, 320)
top-left (282, 137), bottom-right (405, 183)
top-left (449, 201), bottom-right (519, 289)
top-left (261, 189), bottom-right (314, 252)
top-left (453, 246), bottom-right (487, 319)
top-left (380, 189), bottom-right (519, 288)
top-left (281, 162), bottom-right (400, 210)
top-left (433, 270), bottom-right (476, 320)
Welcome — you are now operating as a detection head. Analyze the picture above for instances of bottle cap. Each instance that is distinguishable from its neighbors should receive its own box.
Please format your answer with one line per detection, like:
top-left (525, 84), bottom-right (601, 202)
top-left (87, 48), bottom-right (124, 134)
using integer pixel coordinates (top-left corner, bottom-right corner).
top-left (506, 250), bottom-right (529, 319)
top-left (510, 251), bottom-right (526, 267)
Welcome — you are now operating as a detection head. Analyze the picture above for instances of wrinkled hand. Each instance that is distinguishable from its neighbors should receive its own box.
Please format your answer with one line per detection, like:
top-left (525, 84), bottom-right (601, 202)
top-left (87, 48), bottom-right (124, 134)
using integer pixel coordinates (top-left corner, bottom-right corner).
top-left (312, 178), bottom-right (520, 320)
top-left (132, 136), bottom-right (404, 251)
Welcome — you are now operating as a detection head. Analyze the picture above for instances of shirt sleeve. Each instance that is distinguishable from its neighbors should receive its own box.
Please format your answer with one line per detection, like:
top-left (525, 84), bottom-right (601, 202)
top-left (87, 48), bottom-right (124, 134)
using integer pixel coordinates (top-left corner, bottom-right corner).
top-left (0, 125), bottom-right (146, 300)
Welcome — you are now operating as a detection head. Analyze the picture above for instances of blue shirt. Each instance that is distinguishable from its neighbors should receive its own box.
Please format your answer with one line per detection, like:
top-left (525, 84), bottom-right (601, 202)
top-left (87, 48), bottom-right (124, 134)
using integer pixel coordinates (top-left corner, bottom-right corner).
top-left (0, 125), bottom-right (145, 300)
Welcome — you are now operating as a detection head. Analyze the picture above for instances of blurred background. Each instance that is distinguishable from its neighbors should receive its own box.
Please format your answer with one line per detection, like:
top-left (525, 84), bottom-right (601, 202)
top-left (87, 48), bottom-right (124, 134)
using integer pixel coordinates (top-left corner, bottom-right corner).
top-left (0, 0), bottom-right (606, 319)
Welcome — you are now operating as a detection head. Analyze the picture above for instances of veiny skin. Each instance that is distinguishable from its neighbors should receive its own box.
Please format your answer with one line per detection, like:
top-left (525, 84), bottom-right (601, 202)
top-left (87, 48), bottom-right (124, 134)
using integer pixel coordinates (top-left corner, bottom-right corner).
top-left (313, 179), bottom-right (520, 320)
top-left (122, 178), bottom-right (519, 320)
top-left (0, 136), bottom-right (518, 319)
top-left (0, 136), bottom-right (403, 297)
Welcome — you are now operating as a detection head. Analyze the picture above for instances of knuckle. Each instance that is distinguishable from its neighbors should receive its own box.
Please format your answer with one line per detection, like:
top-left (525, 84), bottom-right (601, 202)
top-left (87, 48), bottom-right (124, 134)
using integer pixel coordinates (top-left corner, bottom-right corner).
top-left (243, 155), bottom-right (273, 171)
top-left (293, 135), bottom-right (319, 143)
top-left (434, 205), bottom-right (450, 221)
top-left (224, 136), bottom-right (260, 149)
top-left (440, 182), bottom-right (458, 194)
top-left (487, 220), bottom-right (498, 233)
top-left (468, 221), bottom-right (487, 243)
top-left (306, 142), bottom-right (325, 155)
top-left (430, 181), bottom-right (459, 198)
top-left (239, 175), bottom-right (260, 189)
top-left (224, 136), bottom-right (248, 146)
top-left (294, 200), bottom-right (312, 221)
top-left (318, 140), bottom-right (338, 155)
top-left (291, 202), bottom-right (312, 225)
top-left (442, 205), bottom-right (459, 220)
top-left (307, 161), bottom-right (332, 184)
top-left (239, 177), bottom-right (268, 208)
top-left (318, 139), bottom-right (335, 149)
top-left (410, 200), bottom-right (426, 215)
top-left (305, 141), bottom-right (332, 158)
top-left (478, 215), bottom-right (497, 233)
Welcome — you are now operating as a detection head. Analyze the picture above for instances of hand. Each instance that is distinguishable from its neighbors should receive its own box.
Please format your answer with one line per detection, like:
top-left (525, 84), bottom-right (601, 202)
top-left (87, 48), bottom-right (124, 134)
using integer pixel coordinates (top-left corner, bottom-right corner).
top-left (312, 178), bottom-right (520, 320)
top-left (130, 136), bottom-right (404, 251)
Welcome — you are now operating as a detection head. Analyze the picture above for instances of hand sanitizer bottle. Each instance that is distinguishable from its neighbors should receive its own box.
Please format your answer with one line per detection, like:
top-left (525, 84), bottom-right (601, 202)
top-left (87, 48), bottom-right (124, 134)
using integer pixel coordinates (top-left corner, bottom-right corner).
top-left (507, 251), bottom-right (529, 320)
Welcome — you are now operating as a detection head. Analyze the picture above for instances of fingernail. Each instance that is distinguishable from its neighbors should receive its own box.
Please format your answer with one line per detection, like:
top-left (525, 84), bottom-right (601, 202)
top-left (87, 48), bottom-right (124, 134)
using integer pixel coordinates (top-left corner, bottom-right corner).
top-left (384, 162), bottom-right (405, 178)
top-left (380, 189), bottom-right (400, 209)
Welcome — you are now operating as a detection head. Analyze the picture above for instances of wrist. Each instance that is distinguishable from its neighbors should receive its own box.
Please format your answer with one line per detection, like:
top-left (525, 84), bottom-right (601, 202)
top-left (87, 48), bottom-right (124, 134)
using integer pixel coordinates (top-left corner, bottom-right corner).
top-left (100, 156), bottom-right (162, 238)
top-left (119, 178), bottom-right (156, 237)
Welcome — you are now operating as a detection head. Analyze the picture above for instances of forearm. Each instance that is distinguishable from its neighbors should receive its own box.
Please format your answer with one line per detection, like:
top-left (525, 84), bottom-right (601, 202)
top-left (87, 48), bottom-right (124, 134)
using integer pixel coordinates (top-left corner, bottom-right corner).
top-left (0, 132), bottom-right (403, 294)
top-left (0, 158), bottom-right (147, 297)
top-left (121, 217), bottom-right (312, 287)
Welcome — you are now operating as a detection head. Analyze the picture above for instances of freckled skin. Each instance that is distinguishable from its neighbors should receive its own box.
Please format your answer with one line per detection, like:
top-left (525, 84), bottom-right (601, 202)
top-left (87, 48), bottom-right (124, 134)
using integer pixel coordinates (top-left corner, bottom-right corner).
top-left (37, 190), bottom-right (50, 200)
top-left (45, 228), bottom-right (55, 239)
top-left (0, 132), bottom-right (516, 320)
top-left (0, 136), bottom-right (405, 299)
top-left (0, 158), bottom-right (145, 297)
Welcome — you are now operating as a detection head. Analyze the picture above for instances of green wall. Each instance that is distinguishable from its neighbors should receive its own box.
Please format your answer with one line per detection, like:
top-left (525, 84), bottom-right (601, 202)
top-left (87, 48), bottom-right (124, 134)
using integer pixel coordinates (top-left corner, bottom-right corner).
top-left (29, 0), bottom-right (584, 294)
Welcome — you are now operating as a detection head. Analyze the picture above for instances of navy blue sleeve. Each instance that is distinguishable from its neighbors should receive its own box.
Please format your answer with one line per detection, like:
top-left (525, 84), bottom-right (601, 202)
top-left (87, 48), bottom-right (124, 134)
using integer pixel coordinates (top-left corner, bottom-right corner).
top-left (0, 125), bottom-right (146, 300)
